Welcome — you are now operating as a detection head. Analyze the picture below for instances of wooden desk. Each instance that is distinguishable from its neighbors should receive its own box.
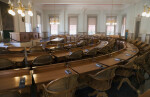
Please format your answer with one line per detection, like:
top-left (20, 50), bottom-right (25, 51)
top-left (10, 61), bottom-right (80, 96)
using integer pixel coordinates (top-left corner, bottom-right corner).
top-left (139, 89), bottom-right (150, 97)
top-left (0, 54), bottom-right (25, 63)
top-left (69, 59), bottom-right (106, 74)
top-left (50, 38), bottom-right (64, 44)
top-left (0, 68), bottom-right (31, 91)
top-left (27, 52), bottom-right (48, 62)
top-left (7, 47), bottom-right (30, 52)
top-left (33, 63), bottom-right (77, 84)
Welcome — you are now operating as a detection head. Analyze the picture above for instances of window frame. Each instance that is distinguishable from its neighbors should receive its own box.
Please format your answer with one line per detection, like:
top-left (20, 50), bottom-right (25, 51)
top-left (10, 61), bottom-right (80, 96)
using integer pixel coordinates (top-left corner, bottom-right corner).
top-left (49, 16), bottom-right (59, 35)
top-left (106, 16), bottom-right (117, 35)
top-left (87, 16), bottom-right (97, 35)
top-left (68, 16), bottom-right (78, 35)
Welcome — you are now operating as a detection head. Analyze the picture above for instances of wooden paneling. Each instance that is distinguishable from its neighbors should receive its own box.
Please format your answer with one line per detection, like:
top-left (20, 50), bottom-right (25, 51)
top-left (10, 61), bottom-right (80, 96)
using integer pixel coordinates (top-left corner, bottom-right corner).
top-left (0, 1), bottom-right (14, 31)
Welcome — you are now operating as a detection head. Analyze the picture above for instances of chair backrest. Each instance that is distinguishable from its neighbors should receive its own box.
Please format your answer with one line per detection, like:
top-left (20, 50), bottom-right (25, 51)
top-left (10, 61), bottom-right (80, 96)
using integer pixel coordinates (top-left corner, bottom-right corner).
top-left (77, 40), bottom-right (86, 47)
top-left (33, 54), bottom-right (54, 66)
top-left (86, 48), bottom-right (98, 56)
top-left (68, 50), bottom-right (83, 60)
top-left (0, 58), bottom-right (14, 70)
top-left (88, 65), bottom-right (117, 91)
top-left (43, 74), bottom-right (78, 97)
top-left (57, 43), bottom-right (64, 48)
top-left (0, 91), bottom-right (21, 97)
top-left (134, 51), bottom-right (149, 66)
top-left (0, 47), bottom-right (7, 54)
top-left (30, 46), bottom-right (44, 53)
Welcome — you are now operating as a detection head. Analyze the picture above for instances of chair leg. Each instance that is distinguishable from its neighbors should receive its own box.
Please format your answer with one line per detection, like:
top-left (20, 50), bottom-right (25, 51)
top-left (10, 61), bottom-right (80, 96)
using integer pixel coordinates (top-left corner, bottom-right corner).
top-left (117, 78), bottom-right (137, 91)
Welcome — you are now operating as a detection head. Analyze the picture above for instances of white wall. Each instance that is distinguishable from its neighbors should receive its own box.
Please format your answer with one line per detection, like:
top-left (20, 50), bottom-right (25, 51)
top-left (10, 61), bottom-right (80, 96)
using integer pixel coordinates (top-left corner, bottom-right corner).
top-left (43, 8), bottom-right (121, 37)
top-left (12, 0), bottom-right (44, 35)
top-left (121, 0), bottom-right (150, 35)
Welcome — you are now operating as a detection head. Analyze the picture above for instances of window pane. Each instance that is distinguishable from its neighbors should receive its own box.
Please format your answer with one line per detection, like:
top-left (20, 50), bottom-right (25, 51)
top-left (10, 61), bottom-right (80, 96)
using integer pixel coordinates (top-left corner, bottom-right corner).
top-left (69, 17), bottom-right (77, 35)
top-left (107, 25), bottom-right (114, 35)
top-left (51, 24), bottom-right (58, 35)
top-left (25, 11), bottom-right (32, 32)
top-left (69, 25), bottom-right (77, 35)
top-left (88, 17), bottom-right (96, 35)
top-left (88, 25), bottom-right (95, 35)
top-left (37, 15), bottom-right (42, 33)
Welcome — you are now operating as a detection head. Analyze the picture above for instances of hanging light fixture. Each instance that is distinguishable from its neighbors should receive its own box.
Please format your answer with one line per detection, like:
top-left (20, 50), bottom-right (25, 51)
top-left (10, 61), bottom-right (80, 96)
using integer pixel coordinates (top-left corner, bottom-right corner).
top-left (106, 0), bottom-right (117, 26)
top-left (50, 0), bottom-right (60, 25)
top-left (142, 0), bottom-right (150, 18)
top-left (8, 0), bottom-right (33, 17)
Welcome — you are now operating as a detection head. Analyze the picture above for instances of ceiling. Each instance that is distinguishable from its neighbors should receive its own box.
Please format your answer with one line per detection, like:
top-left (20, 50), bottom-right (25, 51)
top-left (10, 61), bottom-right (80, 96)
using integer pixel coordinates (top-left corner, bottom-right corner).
top-left (33, 0), bottom-right (142, 11)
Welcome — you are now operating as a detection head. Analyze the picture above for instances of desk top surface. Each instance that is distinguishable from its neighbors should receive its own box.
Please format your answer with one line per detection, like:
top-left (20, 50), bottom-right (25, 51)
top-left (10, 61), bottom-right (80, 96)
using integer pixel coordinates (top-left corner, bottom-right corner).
top-left (0, 42), bottom-right (139, 92)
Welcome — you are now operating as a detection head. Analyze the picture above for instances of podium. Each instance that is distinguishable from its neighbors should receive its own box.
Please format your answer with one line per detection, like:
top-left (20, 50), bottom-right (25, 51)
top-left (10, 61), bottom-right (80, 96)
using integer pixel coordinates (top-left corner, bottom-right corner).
top-left (10, 32), bottom-right (40, 42)
top-left (9, 32), bottom-right (41, 47)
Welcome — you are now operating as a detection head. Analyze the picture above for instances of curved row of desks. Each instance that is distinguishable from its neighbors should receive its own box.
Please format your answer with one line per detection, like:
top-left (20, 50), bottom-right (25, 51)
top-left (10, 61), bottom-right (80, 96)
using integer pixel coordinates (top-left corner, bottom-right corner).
top-left (0, 41), bottom-right (139, 92)
top-left (0, 41), bottom-right (108, 63)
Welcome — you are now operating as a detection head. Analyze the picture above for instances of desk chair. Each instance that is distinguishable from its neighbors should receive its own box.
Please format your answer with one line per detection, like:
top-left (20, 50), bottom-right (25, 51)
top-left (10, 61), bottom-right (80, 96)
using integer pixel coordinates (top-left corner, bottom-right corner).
top-left (67, 50), bottom-right (83, 61)
top-left (76, 40), bottom-right (86, 47)
top-left (0, 47), bottom-right (8, 54)
top-left (87, 66), bottom-right (118, 97)
top-left (0, 91), bottom-right (21, 97)
top-left (42, 74), bottom-right (78, 97)
top-left (32, 54), bottom-right (54, 66)
top-left (137, 51), bottom-right (150, 77)
top-left (85, 48), bottom-right (98, 57)
top-left (0, 58), bottom-right (14, 70)
top-left (116, 56), bottom-right (142, 91)
top-left (30, 46), bottom-right (45, 53)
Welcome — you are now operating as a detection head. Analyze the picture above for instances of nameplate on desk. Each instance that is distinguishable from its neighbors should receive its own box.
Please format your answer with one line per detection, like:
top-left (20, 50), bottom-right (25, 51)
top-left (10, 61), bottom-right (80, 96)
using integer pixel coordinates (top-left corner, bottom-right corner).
top-left (125, 54), bottom-right (132, 56)
top-left (115, 58), bottom-right (123, 61)
top-left (69, 52), bottom-right (72, 55)
top-left (85, 49), bottom-right (89, 52)
top-left (131, 50), bottom-right (136, 53)
top-left (95, 63), bottom-right (103, 68)
top-left (65, 70), bottom-right (72, 75)
top-left (69, 44), bottom-right (72, 46)
top-left (19, 77), bottom-right (25, 88)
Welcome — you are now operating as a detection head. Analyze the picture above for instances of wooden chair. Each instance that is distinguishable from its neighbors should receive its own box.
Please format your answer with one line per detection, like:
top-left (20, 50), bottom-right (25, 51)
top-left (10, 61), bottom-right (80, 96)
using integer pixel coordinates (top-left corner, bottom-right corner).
top-left (32, 54), bottom-right (54, 66)
top-left (85, 48), bottom-right (98, 57)
top-left (30, 46), bottom-right (44, 53)
top-left (55, 43), bottom-right (64, 50)
top-left (98, 45), bottom-right (109, 55)
top-left (76, 40), bottom-right (86, 47)
top-left (0, 91), bottom-right (21, 97)
top-left (0, 58), bottom-right (14, 70)
top-left (138, 51), bottom-right (150, 76)
top-left (0, 47), bottom-right (8, 54)
top-left (116, 57), bottom-right (139, 91)
top-left (67, 50), bottom-right (83, 61)
top-left (87, 66), bottom-right (118, 97)
top-left (42, 74), bottom-right (79, 97)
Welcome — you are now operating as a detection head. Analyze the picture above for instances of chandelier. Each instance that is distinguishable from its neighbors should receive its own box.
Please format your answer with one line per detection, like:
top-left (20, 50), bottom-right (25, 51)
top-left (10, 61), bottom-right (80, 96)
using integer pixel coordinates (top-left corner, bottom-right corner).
top-left (142, 5), bottom-right (150, 17)
top-left (106, 19), bottom-right (117, 26)
top-left (49, 0), bottom-right (60, 25)
top-left (8, 0), bottom-right (33, 17)
top-left (50, 17), bottom-right (60, 25)
top-left (106, 0), bottom-right (117, 26)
